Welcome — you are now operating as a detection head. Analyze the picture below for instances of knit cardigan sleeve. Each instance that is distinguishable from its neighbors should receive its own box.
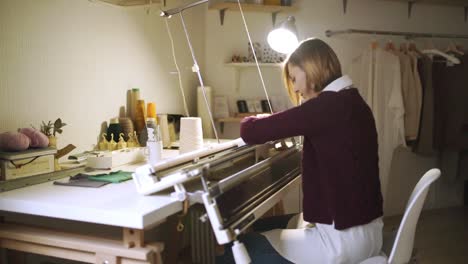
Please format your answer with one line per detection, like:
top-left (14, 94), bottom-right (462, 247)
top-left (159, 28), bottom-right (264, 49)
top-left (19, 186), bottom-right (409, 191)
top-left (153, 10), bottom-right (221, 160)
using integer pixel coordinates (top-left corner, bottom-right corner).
top-left (240, 93), bottom-right (340, 145)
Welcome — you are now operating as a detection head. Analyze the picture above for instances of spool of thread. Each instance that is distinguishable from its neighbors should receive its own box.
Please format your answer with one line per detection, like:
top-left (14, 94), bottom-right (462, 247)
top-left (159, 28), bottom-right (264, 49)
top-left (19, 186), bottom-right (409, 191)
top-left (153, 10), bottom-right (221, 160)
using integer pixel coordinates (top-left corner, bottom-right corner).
top-left (107, 118), bottom-right (122, 143)
top-left (130, 88), bottom-right (140, 124)
top-left (135, 99), bottom-right (146, 144)
top-left (158, 114), bottom-right (171, 148)
top-left (119, 117), bottom-right (134, 141)
top-left (179, 117), bottom-right (203, 154)
top-left (147, 102), bottom-right (156, 119)
top-left (197, 86), bottom-right (214, 138)
top-left (135, 100), bottom-right (146, 129)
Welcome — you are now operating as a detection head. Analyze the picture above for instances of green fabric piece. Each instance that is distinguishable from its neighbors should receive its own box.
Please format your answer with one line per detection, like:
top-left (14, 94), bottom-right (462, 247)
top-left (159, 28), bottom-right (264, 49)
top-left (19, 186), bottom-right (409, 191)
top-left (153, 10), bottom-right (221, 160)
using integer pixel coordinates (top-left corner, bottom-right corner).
top-left (88, 170), bottom-right (133, 183)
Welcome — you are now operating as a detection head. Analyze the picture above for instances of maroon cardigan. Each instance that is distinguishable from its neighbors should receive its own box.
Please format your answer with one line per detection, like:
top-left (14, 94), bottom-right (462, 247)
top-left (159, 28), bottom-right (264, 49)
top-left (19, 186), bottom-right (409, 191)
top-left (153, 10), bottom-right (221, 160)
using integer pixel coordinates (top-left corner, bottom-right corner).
top-left (240, 88), bottom-right (383, 230)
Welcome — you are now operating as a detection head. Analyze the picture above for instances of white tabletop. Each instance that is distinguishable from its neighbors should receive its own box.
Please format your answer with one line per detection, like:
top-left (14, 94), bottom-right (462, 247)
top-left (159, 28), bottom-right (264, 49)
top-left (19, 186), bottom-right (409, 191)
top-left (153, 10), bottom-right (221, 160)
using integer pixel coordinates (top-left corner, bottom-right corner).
top-left (0, 151), bottom-right (182, 230)
top-left (0, 139), bottom-right (238, 229)
top-left (0, 177), bottom-right (180, 230)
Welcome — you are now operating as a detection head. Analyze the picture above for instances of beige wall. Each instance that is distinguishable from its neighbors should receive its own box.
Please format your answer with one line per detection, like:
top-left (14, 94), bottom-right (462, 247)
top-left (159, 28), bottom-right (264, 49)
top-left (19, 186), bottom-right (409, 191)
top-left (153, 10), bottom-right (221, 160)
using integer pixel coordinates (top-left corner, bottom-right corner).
top-left (0, 0), bottom-right (205, 154)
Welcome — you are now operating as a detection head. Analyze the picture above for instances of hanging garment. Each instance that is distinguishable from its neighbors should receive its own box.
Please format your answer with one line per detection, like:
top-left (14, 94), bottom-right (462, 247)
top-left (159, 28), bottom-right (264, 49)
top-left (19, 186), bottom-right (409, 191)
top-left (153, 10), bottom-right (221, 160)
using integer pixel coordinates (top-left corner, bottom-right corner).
top-left (433, 54), bottom-right (468, 151)
top-left (413, 56), bottom-right (436, 155)
top-left (408, 53), bottom-right (423, 141)
top-left (349, 47), bottom-right (406, 204)
top-left (397, 53), bottom-right (421, 141)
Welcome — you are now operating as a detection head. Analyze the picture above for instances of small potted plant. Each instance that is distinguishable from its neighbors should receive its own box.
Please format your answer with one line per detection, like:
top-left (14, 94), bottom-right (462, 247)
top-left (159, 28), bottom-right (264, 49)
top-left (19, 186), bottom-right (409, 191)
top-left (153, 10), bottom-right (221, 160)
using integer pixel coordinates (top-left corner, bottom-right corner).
top-left (40, 118), bottom-right (67, 148)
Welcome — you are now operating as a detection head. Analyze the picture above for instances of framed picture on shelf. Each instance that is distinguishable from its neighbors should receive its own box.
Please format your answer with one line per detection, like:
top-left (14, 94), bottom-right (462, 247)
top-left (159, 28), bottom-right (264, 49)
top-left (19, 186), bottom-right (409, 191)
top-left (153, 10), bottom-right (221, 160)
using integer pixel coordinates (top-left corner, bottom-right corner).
top-left (236, 100), bottom-right (248, 113)
top-left (246, 100), bottom-right (256, 113)
top-left (261, 100), bottom-right (272, 113)
top-left (214, 96), bottom-right (230, 118)
top-left (254, 100), bottom-right (263, 113)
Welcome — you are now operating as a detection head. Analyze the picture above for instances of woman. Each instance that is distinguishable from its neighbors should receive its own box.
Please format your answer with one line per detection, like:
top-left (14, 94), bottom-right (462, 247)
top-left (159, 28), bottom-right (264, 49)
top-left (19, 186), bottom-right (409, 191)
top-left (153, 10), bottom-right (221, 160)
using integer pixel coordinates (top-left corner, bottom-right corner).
top-left (218, 38), bottom-right (384, 264)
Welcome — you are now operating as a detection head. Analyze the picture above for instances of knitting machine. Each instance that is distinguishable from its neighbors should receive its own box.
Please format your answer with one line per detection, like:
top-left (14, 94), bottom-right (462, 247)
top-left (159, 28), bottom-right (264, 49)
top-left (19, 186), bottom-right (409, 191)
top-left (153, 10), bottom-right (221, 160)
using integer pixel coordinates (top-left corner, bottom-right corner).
top-left (133, 138), bottom-right (301, 263)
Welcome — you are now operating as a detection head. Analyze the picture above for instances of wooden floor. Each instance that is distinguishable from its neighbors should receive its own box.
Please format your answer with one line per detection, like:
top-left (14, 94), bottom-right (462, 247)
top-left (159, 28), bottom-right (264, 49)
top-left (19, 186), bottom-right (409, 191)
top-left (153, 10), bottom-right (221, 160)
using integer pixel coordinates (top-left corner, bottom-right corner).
top-left (383, 206), bottom-right (468, 264)
top-left (5, 207), bottom-right (468, 263)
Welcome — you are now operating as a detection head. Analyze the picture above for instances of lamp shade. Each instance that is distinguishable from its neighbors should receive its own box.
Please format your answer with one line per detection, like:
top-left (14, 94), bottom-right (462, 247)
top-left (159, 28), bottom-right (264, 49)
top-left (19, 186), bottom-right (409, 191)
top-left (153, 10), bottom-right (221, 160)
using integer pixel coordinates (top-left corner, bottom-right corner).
top-left (267, 16), bottom-right (299, 54)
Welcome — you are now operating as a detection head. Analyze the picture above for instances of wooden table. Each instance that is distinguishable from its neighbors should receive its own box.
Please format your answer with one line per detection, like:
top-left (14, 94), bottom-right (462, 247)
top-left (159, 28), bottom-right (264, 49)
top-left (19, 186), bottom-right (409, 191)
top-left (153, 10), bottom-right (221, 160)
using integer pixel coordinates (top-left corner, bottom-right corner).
top-left (0, 152), bottom-right (182, 264)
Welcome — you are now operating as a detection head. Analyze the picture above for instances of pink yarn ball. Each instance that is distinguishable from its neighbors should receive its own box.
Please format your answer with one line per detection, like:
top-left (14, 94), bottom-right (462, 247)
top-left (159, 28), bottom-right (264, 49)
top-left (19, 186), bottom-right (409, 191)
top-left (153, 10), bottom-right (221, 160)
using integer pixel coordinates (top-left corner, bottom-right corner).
top-left (0, 132), bottom-right (31, 151)
top-left (19, 128), bottom-right (49, 148)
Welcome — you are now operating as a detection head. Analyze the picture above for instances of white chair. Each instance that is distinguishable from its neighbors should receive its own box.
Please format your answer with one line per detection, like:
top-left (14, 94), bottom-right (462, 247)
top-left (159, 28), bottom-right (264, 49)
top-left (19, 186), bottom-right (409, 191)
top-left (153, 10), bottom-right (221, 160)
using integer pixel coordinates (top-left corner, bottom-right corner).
top-left (360, 168), bottom-right (441, 264)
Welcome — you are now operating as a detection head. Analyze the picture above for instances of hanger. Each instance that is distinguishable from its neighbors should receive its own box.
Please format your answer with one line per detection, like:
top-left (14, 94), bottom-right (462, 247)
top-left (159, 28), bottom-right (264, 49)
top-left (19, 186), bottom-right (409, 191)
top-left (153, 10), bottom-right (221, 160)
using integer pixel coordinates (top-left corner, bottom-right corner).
top-left (370, 32), bottom-right (379, 50)
top-left (400, 42), bottom-right (408, 54)
top-left (445, 40), bottom-right (464, 56)
top-left (385, 39), bottom-right (396, 52)
top-left (422, 35), bottom-right (460, 64)
top-left (408, 40), bottom-right (423, 57)
top-left (455, 43), bottom-right (465, 54)
top-left (422, 49), bottom-right (461, 64)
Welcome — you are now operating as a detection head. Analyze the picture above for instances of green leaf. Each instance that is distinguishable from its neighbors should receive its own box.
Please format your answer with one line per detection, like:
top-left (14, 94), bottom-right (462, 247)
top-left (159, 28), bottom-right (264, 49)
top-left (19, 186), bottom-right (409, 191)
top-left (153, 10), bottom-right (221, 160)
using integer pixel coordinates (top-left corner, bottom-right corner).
top-left (54, 118), bottom-right (62, 127)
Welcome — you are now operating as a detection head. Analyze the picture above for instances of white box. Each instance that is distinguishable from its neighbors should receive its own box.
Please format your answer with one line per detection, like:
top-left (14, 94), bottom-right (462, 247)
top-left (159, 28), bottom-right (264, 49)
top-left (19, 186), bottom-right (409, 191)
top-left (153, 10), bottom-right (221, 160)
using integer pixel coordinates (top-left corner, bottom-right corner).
top-left (87, 148), bottom-right (145, 169)
top-left (0, 148), bottom-right (57, 180)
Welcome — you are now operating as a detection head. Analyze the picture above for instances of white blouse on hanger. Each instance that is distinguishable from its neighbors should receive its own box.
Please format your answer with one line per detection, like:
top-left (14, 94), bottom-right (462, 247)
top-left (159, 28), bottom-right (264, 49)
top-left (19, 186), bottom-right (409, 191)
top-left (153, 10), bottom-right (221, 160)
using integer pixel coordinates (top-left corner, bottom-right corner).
top-left (348, 46), bottom-right (406, 206)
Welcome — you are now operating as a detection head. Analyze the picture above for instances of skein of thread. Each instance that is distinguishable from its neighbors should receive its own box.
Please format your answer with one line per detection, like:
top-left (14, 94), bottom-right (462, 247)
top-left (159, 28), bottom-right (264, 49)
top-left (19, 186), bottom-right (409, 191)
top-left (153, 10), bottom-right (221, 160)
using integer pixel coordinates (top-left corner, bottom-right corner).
top-left (179, 117), bottom-right (204, 154)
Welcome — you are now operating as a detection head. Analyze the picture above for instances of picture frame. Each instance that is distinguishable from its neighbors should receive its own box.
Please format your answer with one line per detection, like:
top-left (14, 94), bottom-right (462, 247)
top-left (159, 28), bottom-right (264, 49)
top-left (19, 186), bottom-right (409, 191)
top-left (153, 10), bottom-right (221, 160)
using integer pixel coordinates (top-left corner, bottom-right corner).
top-left (254, 100), bottom-right (263, 112)
top-left (214, 96), bottom-right (230, 118)
top-left (246, 100), bottom-right (256, 113)
top-left (236, 100), bottom-right (248, 113)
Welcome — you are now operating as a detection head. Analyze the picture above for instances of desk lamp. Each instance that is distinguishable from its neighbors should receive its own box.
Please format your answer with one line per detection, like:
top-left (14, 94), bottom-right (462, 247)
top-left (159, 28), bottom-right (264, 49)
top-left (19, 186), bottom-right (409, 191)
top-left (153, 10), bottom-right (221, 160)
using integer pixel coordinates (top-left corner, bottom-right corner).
top-left (267, 16), bottom-right (299, 54)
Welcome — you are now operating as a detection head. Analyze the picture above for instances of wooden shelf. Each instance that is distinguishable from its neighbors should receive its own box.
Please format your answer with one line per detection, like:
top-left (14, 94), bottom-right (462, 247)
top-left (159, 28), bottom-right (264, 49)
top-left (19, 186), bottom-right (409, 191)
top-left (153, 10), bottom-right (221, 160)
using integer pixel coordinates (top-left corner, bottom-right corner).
top-left (381, 0), bottom-right (468, 20)
top-left (382, 0), bottom-right (468, 6)
top-left (209, 2), bottom-right (298, 13)
top-left (225, 62), bottom-right (282, 67)
top-left (217, 117), bottom-right (243, 133)
top-left (217, 113), bottom-right (268, 133)
top-left (217, 117), bottom-right (244, 123)
top-left (208, 2), bottom-right (298, 25)
top-left (98, 0), bottom-right (161, 6)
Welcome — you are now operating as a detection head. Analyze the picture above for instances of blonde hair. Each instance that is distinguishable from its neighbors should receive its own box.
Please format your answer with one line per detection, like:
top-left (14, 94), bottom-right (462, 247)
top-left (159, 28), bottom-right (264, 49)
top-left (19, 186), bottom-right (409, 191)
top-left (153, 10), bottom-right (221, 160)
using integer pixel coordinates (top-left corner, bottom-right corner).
top-left (282, 38), bottom-right (342, 105)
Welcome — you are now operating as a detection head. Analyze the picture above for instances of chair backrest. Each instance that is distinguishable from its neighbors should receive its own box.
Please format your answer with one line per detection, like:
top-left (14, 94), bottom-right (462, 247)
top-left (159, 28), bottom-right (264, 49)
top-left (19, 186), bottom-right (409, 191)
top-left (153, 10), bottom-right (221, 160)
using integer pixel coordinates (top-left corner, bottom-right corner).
top-left (388, 168), bottom-right (441, 264)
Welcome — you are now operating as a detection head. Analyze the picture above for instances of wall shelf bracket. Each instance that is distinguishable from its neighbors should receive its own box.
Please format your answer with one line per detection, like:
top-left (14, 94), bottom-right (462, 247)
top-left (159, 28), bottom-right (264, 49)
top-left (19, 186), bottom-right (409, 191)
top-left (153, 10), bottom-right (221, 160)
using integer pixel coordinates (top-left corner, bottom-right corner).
top-left (408, 1), bottom-right (414, 18)
top-left (272, 11), bottom-right (280, 26)
top-left (219, 8), bottom-right (227, 25)
top-left (465, 6), bottom-right (468, 22)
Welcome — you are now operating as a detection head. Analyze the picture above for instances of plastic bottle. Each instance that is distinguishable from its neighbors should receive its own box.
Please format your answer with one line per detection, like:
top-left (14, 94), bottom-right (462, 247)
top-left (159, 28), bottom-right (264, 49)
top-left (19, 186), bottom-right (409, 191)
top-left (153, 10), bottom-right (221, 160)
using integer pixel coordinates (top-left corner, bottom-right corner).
top-left (146, 102), bottom-right (162, 166)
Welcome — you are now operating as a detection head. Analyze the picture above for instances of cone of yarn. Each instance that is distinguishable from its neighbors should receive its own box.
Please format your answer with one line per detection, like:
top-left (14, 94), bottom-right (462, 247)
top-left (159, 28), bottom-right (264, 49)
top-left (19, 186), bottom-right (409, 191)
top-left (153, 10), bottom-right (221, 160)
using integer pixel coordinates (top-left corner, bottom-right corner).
top-left (135, 100), bottom-right (146, 134)
top-left (147, 102), bottom-right (156, 119)
top-left (179, 117), bottom-right (204, 154)
top-left (119, 117), bottom-right (134, 141)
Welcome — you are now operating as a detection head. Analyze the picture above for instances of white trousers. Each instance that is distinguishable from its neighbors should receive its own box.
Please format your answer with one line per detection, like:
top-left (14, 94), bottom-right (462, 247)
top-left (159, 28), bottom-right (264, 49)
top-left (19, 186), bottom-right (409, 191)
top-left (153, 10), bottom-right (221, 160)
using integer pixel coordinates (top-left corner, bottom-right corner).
top-left (262, 214), bottom-right (383, 264)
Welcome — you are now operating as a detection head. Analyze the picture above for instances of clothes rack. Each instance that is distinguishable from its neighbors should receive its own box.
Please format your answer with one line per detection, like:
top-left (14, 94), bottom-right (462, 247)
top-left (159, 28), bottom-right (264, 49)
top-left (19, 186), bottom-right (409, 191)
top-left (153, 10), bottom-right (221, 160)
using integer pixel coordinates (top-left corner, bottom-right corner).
top-left (325, 29), bottom-right (468, 39)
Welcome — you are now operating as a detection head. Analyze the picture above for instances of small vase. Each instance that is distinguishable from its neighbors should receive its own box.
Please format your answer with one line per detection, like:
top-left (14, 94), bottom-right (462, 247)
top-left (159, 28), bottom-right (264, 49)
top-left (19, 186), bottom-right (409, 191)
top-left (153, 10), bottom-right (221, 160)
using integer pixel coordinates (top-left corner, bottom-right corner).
top-left (48, 136), bottom-right (57, 148)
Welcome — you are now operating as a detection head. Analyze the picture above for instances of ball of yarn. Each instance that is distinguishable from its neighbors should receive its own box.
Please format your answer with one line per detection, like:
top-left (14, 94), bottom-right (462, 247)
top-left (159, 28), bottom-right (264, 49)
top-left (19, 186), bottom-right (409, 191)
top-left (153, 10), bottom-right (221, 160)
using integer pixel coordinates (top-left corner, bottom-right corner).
top-left (0, 132), bottom-right (31, 151)
top-left (18, 127), bottom-right (49, 148)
